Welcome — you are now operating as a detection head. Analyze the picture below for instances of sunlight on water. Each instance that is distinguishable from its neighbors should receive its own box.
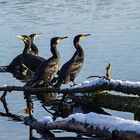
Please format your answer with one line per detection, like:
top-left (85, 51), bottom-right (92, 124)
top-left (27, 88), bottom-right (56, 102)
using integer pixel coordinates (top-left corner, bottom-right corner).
top-left (0, 0), bottom-right (140, 139)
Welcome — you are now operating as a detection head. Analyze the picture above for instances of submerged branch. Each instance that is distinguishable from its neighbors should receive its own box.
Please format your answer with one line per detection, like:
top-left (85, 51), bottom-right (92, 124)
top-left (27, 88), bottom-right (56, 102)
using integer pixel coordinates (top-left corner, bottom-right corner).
top-left (0, 112), bottom-right (22, 121)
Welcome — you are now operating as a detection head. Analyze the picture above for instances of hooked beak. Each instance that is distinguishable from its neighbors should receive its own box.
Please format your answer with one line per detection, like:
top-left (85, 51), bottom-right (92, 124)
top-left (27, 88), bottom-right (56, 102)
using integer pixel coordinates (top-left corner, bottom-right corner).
top-left (34, 33), bottom-right (42, 39)
top-left (17, 35), bottom-right (24, 40)
top-left (60, 36), bottom-right (68, 40)
top-left (84, 34), bottom-right (91, 37)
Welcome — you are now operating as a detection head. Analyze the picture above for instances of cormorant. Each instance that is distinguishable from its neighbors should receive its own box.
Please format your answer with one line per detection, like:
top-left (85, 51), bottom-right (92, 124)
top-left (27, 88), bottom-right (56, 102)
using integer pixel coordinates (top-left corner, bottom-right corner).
top-left (26, 36), bottom-right (68, 87)
top-left (17, 35), bottom-right (32, 55)
top-left (17, 33), bottom-right (41, 56)
top-left (29, 33), bottom-right (42, 56)
top-left (54, 34), bottom-right (90, 88)
top-left (1, 35), bottom-right (45, 73)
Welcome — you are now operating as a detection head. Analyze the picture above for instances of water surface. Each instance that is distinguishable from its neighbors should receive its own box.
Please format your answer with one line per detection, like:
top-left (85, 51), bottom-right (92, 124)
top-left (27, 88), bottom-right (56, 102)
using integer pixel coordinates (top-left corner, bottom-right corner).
top-left (0, 0), bottom-right (140, 139)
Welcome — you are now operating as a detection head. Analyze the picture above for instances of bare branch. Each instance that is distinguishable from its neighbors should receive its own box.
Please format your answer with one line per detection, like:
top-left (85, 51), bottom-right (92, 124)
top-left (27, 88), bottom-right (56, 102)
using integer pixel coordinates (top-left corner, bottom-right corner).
top-left (1, 78), bottom-right (140, 97)
top-left (24, 113), bottom-right (140, 140)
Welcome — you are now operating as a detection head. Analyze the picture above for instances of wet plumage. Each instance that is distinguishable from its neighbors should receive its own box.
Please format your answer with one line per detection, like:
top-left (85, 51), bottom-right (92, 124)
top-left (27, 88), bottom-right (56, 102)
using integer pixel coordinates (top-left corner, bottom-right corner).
top-left (29, 33), bottom-right (42, 56)
top-left (54, 34), bottom-right (90, 88)
top-left (7, 35), bottom-right (45, 72)
top-left (26, 36), bottom-right (68, 87)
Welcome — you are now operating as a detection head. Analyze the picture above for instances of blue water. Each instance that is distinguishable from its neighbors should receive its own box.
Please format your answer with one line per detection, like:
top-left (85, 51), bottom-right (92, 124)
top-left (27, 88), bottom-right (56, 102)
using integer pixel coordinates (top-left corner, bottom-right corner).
top-left (0, 0), bottom-right (140, 139)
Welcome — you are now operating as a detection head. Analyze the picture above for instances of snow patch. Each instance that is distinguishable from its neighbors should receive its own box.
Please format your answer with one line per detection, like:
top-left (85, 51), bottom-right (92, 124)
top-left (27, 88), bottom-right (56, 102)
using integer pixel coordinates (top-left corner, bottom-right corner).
top-left (39, 112), bottom-right (140, 134)
top-left (110, 79), bottom-right (140, 88)
top-left (68, 78), bottom-right (140, 90)
top-left (67, 112), bottom-right (140, 133)
top-left (39, 116), bottom-right (53, 124)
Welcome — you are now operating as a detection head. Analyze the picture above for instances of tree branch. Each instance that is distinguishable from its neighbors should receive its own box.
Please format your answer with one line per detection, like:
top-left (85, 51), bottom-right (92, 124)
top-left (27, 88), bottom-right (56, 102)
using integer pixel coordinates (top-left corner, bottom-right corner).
top-left (1, 78), bottom-right (140, 96)
top-left (23, 112), bottom-right (140, 140)
top-left (76, 92), bottom-right (140, 114)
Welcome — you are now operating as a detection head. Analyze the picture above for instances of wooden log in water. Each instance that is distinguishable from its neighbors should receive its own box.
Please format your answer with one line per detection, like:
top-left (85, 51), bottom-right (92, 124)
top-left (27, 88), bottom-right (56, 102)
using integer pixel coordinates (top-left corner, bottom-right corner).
top-left (1, 102), bottom-right (140, 140)
top-left (80, 92), bottom-right (140, 113)
top-left (0, 78), bottom-right (140, 96)
top-left (23, 112), bottom-right (140, 140)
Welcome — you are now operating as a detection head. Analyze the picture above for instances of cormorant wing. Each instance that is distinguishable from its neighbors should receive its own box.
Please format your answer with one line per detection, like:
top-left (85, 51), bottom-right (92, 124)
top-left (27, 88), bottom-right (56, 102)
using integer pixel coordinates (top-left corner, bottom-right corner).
top-left (58, 58), bottom-right (83, 82)
top-left (32, 57), bottom-right (59, 82)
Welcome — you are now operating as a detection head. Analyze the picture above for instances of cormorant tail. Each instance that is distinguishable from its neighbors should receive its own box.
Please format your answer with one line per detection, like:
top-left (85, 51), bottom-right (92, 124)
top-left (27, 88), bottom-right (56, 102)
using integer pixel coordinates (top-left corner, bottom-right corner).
top-left (0, 66), bottom-right (8, 72)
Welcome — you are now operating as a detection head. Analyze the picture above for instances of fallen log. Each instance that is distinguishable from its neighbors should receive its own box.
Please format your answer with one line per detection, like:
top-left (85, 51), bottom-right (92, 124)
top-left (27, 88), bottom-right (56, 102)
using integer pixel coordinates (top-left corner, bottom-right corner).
top-left (85, 92), bottom-right (140, 113)
top-left (1, 78), bottom-right (140, 97)
top-left (1, 96), bottom-right (140, 140)
top-left (24, 112), bottom-right (140, 140)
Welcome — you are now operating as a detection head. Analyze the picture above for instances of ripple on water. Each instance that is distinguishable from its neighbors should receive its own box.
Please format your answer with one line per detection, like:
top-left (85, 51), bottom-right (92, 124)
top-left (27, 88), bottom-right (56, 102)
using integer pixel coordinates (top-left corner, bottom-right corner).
top-left (0, 0), bottom-right (140, 139)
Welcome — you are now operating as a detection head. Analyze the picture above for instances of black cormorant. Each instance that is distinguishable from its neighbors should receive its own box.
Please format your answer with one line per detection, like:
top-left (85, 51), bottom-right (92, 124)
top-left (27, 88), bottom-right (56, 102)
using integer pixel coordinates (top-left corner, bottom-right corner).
top-left (54, 34), bottom-right (90, 88)
top-left (6, 35), bottom-right (45, 72)
top-left (17, 35), bottom-right (32, 55)
top-left (29, 33), bottom-right (42, 56)
top-left (26, 36), bottom-right (68, 87)
top-left (17, 33), bottom-right (41, 56)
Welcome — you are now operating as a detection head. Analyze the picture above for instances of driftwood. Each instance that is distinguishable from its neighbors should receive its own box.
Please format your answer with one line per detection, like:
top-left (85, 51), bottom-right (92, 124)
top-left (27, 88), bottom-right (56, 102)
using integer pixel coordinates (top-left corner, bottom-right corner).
top-left (23, 112), bottom-right (140, 140)
top-left (105, 63), bottom-right (111, 80)
top-left (87, 92), bottom-right (140, 113)
top-left (1, 97), bottom-right (140, 140)
top-left (1, 78), bottom-right (140, 96)
top-left (1, 78), bottom-right (140, 118)
top-left (1, 63), bottom-right (140, 139)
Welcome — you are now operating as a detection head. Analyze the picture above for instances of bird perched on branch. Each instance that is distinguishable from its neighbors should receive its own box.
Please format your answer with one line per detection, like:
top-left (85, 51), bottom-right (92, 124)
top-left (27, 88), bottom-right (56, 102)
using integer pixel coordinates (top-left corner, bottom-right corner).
top-left (25, 36), bottom-right (68, 87)
top-left (0, 34), bottom-right (44, 73)
top-left (6, 35), bottom-right (45, 72)
top-left (54, 34), bottom-right (90, 88)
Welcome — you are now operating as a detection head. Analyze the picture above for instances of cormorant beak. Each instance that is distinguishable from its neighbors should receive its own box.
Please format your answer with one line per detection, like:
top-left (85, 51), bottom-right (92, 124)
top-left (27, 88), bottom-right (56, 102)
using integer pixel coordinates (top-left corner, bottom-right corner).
top-left (80, 34), bottom-right (90, 40)
top-left (17, 35), bottom-right (24, 40)
top-left (17, 35), bottom-right (29, 43)
top-left (60, 36), bottom-right (68, 40)
top-left (84, 34), bottom-right (91, 37)
top-left (55, 36), bottom-right (68, 44)
top-left (34, 33), bottom-right (42, 39)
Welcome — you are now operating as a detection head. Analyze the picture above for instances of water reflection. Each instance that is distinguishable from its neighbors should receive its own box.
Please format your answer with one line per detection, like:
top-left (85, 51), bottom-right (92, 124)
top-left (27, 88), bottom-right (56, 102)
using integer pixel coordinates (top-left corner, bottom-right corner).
top-left (1, 82), bottom-right (140, 140)
top-left (0, 91), bottom-right (104, 140)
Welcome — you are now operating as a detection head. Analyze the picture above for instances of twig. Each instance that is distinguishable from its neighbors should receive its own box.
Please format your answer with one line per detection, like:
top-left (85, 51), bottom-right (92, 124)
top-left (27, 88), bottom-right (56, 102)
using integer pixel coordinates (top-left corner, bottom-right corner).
top-left (1, 90), bottom-right (8, 100)
top-left (1, 77), bottom-right (140, 96)
top-left (105, 63), bottom-right (111, 81)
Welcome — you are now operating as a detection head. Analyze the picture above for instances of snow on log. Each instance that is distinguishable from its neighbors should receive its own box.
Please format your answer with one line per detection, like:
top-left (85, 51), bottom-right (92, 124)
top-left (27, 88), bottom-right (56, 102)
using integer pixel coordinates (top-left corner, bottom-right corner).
top-left (65, 78), bottom-right (140, 95)
top-left (24, 112), bottom-right (140, 140)
top-left (1, 78), bottom-right (140, 96)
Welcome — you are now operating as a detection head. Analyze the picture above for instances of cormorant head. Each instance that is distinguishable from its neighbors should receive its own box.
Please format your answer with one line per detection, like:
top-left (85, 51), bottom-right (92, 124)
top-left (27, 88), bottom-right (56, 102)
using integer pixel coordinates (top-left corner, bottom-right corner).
top-left (51, 36), bottom-right (68, 46)
top-left (74, 34), bottom-right (91, 43)
top-left (17, 35), bottom-right (30, 44)
top-left (29, 33), bottom-right (42, 40)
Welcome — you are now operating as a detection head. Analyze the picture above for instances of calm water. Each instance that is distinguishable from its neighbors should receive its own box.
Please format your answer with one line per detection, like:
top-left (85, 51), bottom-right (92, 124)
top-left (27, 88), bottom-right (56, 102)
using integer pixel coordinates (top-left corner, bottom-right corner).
top-left (0, 0), bottom-right (140, 139)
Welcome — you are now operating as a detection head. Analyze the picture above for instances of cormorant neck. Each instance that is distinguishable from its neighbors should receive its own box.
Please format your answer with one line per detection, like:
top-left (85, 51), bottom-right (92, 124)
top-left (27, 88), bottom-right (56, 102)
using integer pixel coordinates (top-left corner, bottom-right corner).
top-left (73, 40), bottom-right (84, 56)
top-left (22, 40), bottom-right (32, 54)
top-left (73, 40), bottom-right (81, 49)
top-left (31, 40), bottom-right (38, 55)
top-left (50, 43), bottom-right (60, 58)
